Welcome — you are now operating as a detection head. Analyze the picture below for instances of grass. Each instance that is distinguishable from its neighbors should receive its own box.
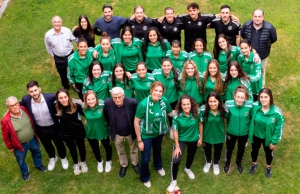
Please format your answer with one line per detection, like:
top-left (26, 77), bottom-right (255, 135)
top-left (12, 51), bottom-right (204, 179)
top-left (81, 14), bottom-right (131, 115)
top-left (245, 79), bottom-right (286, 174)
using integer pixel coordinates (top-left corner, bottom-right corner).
top-left (0, 0), bottom-right (299, 193)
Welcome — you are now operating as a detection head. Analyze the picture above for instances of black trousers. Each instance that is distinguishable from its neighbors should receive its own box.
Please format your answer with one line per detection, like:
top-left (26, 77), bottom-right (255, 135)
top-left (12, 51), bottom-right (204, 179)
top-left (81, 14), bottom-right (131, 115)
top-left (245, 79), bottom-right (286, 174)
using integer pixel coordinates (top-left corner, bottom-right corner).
top-left (168, 101), bottom-right (178, 126)
top-left (75, 82), bottom-right (84, 101)
top-left (54, 51), bottom-right (73, 90)
top-left (203, 142), bottom-right (223, 164)
top-left (225, 133), bottom-right (248, 164)
top-left (171, 141), bottom-right (198, 180)
top-left (251, 135), bottom-right (274, 165)
top-left (35, 124), bottom-right (66, 159)
top-left (61, 132), bottom-right (86, 164)
top-left (87, 137), bottom-right (112, 162)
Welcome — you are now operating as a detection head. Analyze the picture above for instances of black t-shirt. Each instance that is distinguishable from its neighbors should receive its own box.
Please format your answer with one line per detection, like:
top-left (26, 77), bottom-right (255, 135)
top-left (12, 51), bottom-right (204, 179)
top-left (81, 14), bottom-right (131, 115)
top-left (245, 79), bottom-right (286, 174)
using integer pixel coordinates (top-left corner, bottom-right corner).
top-left (153, 17), bottom-right (184, 43)
top-left (178, 13), bottom-right (215, 52)
top-left (210, 18), bottom-right (240, 46)
top-left (126, 18), bottom-right (154, 40)
top-left (114, 104), bottom-right (131, 136)
top-left (73, 27), bottom-right (97, 47)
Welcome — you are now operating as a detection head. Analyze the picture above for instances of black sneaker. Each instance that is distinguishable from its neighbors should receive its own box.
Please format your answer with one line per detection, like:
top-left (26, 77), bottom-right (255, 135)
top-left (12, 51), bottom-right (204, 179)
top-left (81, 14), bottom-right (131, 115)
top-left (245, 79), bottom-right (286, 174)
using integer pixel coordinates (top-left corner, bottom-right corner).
top-left (236, 162), bottom-right (243, 174)
top-left (35, 165), bottom-right (47, 172)
top-left (265, 167), bottom-right (272, 178)
top-left (224, 163), bottom-right (230, 173)
top-left (249, 164), bottom-right (257, 174)
top-left (22, 174), bottom-right (30, 181)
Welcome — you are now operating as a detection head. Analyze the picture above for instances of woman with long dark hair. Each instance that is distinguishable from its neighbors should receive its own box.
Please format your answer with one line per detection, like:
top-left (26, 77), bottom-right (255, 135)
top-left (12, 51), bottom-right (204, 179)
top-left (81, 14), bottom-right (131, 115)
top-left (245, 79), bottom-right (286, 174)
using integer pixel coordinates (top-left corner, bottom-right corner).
top-left (165, 40), bottom-right (188, 72)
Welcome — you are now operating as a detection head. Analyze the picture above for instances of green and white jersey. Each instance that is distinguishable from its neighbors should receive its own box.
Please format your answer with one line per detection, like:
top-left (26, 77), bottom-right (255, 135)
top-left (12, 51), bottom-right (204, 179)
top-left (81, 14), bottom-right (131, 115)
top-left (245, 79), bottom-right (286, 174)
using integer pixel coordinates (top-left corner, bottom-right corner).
top-left (152, 69), bottom-right (178, 103)
top-left (82, 71), bottom-right (112, 100)
top-left (68, 48), bottom-right (94, 84)
top-left (224, 77), bottom-right (253, 101)
top-left (218, 46), bottom-right (241, 77)
top-left (165, 50), bottom-right (189, 72)
top-left (172, 111), bottom-right (200, 142)
top-left (135, 96), bottom-right (172, 139)
top-left (93, 46), bottom-right (116, 71)
top-left (237, 52), bottom-right (262, 94)
top-left (111, 38), bottom-right (143, 72)
top-left (82, 100), bottom-right (109, 140)
top-left (178, 76), bottom-right (203, 105)
top-left (225, 100), bottom-right (253, 136)
top-left (249, 102), bottom-right (284, 146)
top-left (188, 51), bottom-right (212, 77)
top-left (108, 79), bottom-right (134, 98)
top-left (200, 105), bottom-right (228, 144)
top-left (144, 40), bottom-right (171, 71)
top-left (131, 73), bottom-right (155, 103)
top-left (202, 76), bottom-right (224, 102)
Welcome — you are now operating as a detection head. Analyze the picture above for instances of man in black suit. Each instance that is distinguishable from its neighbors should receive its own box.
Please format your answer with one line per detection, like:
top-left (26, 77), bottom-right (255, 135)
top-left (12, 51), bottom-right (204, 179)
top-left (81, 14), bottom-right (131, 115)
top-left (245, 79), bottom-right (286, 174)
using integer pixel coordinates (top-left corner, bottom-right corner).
top-left (20, 81), bottom-right (68, 171)
top-left (104, 87), bottom-right (139, 177)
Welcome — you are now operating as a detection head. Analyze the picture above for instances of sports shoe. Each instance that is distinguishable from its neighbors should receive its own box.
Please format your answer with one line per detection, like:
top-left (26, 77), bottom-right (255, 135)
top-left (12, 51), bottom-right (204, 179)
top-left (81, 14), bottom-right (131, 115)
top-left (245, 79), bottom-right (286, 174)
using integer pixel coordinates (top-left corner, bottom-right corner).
top-left (105, 161), bottom-right (112, 172)
top-left (265, 167), bottom-right (272, 178)
top-left (167, 180), bottom-right (177, 193)
top-left (73, 163), bottom-right (81, 175)
top-left (169, 128), bottom-right (174, 139)
top-left (35, 165), bottom-right (46, 172)
top-left (157, 168), bottom-right (165, 176)
top-left (80, 161), bottom-right (88, 173)
top-left (48, 156), bottom-right (58, 171)
top-left (143, 181), bottom-right (151, 188)
top-left (236, 162), bottom-right (243, 174)
top-left (249, 163), bottom-right (257, 174)
top-left (224, 162), bottom-right (230, 173)
top-left (203, 162), bottom-right (211, 173)
top-left (22, 174), bottom-right (30, 181)
top-left (97, 160), bottom-right (103, 173)
top-left (213, 164), bottom-right (220, 175)
top-left (61, 157), bottom-right (69, 170)
top-left (184, 167), bottom-right (195, 179)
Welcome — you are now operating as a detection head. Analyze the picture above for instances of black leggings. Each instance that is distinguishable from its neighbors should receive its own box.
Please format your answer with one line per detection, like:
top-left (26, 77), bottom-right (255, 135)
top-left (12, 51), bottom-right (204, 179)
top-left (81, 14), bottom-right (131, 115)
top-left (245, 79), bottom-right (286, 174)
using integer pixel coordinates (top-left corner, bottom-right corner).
top-left (61, 133), bottom-right (86, 164)
top-left (203, 142), bottom-right (223, 164)
top-left (225, 133), bottom-right (248, 164)
top-left (168, 101), bottom-right (178, 126)
top-left (251, 135), bottom-right (273, 165)
top-left (171, 141), bottom-right (198, 180)
top-left (87, 137), bottom-right (112, 162)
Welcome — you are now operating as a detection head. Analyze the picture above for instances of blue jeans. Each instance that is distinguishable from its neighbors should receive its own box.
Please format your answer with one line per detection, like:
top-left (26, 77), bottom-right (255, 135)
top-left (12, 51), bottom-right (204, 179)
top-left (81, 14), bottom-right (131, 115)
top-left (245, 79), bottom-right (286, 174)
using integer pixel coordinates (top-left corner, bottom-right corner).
top-left (140, 134), bottom-right (164, 182)
top-left (14, 137), bottom-right (43, 175)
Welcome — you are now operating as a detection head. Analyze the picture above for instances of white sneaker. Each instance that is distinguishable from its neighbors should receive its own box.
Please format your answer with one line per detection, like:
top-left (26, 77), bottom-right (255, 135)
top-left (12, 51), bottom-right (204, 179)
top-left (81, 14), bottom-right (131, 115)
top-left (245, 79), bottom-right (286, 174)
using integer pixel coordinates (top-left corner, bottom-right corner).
top-left (48, 156), bottom-right (58, 171)
top-left (157, 168), bottom-right (165, 176)
top-left (60, 157), bottom-right (69, 170)
top-left (213, 164), bottom-right (220, 175)
top-left (73, 163), bottom-right (81, 175)
top-left (80, 161), bottom-right (88, 173)
top-left (97, 161), bottom-right (103, 173)
top-left (169, 128), bottom-right (174, 139)
top-left (167, 180), bottom-right (177, 193)
top-left (143, 181), bottom-right (151, 188)
top-left (184, 167), bottom-right (195, 179)
top-left (105, 161), bottom-right (112, 172)
top-left (203, 162), bottom-right (211, 173)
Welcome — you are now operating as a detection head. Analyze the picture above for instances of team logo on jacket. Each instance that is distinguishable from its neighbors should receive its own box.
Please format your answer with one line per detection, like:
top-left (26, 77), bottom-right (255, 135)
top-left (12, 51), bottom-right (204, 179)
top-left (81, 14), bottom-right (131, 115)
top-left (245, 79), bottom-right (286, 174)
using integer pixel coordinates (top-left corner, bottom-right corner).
top-left (173, 27), bottom-right (178, 32)
top-left (132, 25), bottom-right (135, 28)
top-left (98, 108), bottom-right (103, 113)
top-left (204, 59), bottom-right (208, 63)
top-left (244, 112), bottom-right (249, 116)
top-left (143, 26), bottom-right (147, 30)
top-left (146, 82), bottom-right (151, 87)
top-left (102, 79), bottom-right (106, 84)
top-left (228, 26), bottom-right (232, 30)
top-left (197, 21), bottom-right (202, 26)
top-left (270, 118), bottom-right (276, 123)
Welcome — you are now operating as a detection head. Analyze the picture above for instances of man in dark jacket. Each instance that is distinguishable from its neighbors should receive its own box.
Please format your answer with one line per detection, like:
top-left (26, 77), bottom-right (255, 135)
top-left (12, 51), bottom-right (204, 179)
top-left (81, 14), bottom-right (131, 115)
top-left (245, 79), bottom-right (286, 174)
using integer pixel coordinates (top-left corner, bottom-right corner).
top-left (241, 9), bottom-right (277, 86)
top-left (104, 87), bottom-right (139, 177)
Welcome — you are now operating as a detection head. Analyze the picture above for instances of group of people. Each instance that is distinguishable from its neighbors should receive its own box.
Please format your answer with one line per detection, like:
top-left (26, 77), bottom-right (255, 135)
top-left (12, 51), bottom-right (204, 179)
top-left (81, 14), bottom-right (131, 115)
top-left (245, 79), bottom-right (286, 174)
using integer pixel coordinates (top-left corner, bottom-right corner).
top-left (1, 2), bottom-right (283, 193)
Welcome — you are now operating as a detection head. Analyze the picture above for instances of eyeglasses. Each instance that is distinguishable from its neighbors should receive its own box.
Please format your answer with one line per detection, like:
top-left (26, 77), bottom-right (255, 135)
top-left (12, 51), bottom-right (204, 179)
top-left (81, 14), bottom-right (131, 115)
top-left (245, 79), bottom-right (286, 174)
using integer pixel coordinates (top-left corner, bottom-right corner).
top-left (8, 102), bottom-right (19, 108)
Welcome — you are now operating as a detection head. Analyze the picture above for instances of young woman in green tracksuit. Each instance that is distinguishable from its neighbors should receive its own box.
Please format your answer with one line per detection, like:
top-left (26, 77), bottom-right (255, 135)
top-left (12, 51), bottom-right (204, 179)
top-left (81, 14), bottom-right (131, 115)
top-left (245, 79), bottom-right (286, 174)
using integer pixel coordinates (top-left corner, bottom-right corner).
top-left (108, 63), bottom-right (134, 98)
top-left (238, 39), bottom-right (262, 101)
top-left (213, 34), bottom-right (241, 79)
top-left (248, 88), bottom-right (284, 178)
top-left (165, 40), bottom-right (188, 72)
top-left (178, 60), bottom-right (203, 105)
top-left (111, 26), bottom-right (143, 73)
top-left (200, 92), bottom-right (228, 175)
top-left (93, 32), bottom-right (116, 71)
top-left (167, 95), bottom-right (202, 193)
top-left (152, 58), bottom-right (179, 139)
top-left (224, 61), bottom-right (253, 101)
top-left (143, 27), bottom-right (171, 72)
top-left (188, 38), bottom-right (212, 77)
top-left (131, 62), bottom-right (155, 103)
top-left (201, 59), bottom-right (224, 103)
top-left (82, 90), bottom-right (113, 173)
top-left (82, 61), bottom-right (112, 101)
top-left (224, 86), bottom-right (253, 174)
top-left (68, 38), bottom-right (94, 101)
